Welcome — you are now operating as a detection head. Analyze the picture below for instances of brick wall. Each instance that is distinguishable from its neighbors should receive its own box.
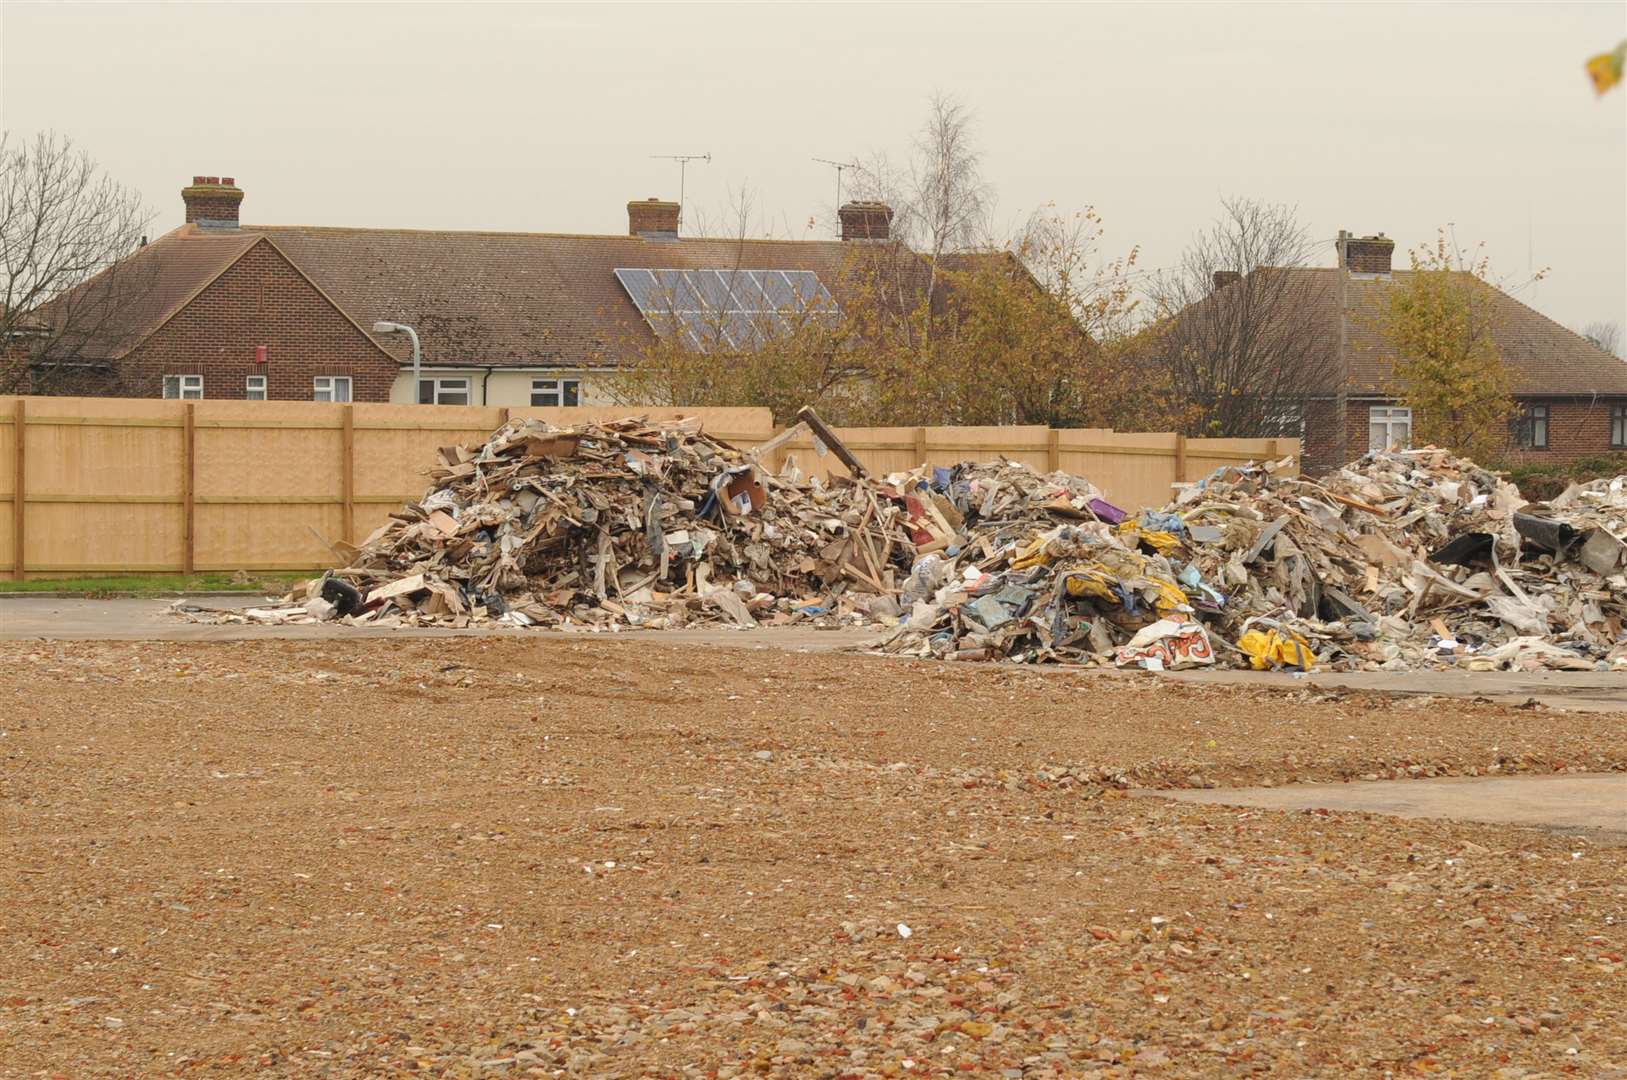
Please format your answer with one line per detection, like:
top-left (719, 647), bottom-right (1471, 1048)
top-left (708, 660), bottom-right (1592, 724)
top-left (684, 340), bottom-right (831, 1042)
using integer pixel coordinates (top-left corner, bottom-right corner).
top-left (1499, 398), bottom-right (1627, 465)
top-left (1302, 399), bottom-right (1341, 476)
top-left (1313, 396), bottom-right (1627, 471)
top-left (118, 239), bottom-right (400, 401)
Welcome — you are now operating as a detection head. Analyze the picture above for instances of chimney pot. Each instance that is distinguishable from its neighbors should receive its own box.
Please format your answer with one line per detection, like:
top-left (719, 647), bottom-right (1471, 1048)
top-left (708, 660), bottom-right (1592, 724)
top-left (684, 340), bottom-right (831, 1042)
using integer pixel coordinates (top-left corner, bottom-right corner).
top-left (182, 174), bottom-right (245, 229)
top-left (838, 200), bottom-right (893, 242)
top-left (628, 198), bottom-right (681, 238)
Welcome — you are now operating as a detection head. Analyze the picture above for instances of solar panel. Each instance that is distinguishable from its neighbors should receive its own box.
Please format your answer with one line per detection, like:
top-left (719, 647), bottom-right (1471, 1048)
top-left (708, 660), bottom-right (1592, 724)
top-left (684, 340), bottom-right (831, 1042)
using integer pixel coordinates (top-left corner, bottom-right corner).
top-left (613, 267), bottom-right (841, 352)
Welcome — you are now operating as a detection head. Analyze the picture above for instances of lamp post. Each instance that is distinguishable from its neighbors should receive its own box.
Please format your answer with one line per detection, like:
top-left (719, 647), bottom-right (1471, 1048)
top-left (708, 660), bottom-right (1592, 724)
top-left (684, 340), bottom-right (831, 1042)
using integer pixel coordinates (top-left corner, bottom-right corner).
top-left (372, 321), bottom-right (421, 402)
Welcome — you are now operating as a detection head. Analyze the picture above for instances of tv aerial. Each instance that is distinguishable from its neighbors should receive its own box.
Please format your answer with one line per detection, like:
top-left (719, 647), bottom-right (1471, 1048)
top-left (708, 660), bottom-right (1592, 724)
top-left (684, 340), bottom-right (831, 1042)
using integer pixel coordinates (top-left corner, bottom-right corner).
top-left (650, 152), bottom-right (711, 228)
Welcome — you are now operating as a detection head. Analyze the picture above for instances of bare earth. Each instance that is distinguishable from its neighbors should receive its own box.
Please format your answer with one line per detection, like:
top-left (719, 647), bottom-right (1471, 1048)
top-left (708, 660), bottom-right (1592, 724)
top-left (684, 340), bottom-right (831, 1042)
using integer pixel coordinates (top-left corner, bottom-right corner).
top-left (1, 637), bottom-right (1624, 1078)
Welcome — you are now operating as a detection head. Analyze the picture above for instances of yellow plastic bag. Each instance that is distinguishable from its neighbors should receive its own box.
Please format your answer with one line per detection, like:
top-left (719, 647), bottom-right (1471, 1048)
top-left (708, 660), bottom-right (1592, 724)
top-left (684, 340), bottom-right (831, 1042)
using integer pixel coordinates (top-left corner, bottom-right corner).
top-left (1236, 627), bottom-right (1316, 671)
top-left (1059, 549), bottom-right (1189, 617)
top-left (1116, 521), bottom-right (1181, 556)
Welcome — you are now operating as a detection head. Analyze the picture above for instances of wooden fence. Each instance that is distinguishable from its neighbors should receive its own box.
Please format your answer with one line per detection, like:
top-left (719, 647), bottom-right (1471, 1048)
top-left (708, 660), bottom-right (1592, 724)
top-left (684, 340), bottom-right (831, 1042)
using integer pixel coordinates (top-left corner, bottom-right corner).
top-left (0, 396), bottom-right (1296, 578)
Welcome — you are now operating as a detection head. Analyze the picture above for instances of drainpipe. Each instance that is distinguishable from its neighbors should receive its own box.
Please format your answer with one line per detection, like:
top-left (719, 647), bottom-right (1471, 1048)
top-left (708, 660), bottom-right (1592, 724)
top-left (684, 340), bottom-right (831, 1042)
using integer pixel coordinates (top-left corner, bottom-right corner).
top-left (480, 366), bottom-right (495, 406)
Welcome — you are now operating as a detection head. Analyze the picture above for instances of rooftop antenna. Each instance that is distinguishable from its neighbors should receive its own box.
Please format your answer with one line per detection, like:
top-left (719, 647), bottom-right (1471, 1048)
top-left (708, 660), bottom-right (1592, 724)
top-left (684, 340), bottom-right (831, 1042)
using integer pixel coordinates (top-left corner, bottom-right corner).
top-left (813, 157), bottom-right (860, 235)
top-left (649, 152), bottom-right (710, 229)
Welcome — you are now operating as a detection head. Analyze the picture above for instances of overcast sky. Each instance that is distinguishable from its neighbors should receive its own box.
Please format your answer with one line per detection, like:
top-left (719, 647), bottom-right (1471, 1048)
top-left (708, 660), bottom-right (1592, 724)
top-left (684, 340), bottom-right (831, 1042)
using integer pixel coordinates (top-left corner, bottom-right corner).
top-left (3, 1), bottom-right (1624, 339)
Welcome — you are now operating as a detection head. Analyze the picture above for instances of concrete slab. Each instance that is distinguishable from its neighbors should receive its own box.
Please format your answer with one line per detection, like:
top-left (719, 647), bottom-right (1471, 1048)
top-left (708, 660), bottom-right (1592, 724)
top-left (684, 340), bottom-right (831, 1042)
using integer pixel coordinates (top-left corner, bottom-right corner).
top-left (1144, 773), bottom-right (1627, 842)
top-left (1, 596), bottom-right (1622, 712)
top-left (0, 595), bottom-right (886, 651)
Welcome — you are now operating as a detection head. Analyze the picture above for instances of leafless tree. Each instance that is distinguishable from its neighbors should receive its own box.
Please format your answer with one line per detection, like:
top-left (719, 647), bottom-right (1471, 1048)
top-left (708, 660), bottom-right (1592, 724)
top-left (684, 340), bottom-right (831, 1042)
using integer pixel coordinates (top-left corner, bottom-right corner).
top-left (845, 94), bottom-right (995, 348)
top-left (1149, 197), bottom-right (1338, 437)
top-left (1, 132), bottom-right (153, 394)
top-left (1582, 320), bottom-right (1622, 358)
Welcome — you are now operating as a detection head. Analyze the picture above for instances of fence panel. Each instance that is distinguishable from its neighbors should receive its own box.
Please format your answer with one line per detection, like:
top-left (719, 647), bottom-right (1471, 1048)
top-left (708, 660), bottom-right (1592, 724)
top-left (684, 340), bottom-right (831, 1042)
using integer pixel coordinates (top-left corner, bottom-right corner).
top-left (0, 396), bottom-right (1295, 577)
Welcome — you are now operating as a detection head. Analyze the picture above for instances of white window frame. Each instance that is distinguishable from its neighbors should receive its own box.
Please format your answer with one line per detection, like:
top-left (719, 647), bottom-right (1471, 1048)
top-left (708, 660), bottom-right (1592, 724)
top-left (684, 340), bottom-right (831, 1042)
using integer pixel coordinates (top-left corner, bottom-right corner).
top-left (313, 375), bottom-right (352, 403)
top-left (418, 377), bottom-right (471, 405)
top-left (530, 377), bottom-right (581, 407)
top-left (1368, 405), bottom-right (1411, 452)
top-left (162, 374), bottom-right (203, 400)
top-left (1611, 404), bottom-right (1626, 450)
top-left (245, 374), bottom-right (267, 401)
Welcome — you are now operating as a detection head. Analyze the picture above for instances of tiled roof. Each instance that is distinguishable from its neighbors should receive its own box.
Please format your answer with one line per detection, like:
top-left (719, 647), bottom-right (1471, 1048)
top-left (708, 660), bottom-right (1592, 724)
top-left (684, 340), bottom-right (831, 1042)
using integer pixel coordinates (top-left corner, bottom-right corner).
top-left (37, 230), bottom-right (263, 360)
top-left (248, 225), bottom-right (878, 369)
top-left (1191, 267), bottom-right (1627, 397)
top-left (1341, 270), bottom-right (1627, 395)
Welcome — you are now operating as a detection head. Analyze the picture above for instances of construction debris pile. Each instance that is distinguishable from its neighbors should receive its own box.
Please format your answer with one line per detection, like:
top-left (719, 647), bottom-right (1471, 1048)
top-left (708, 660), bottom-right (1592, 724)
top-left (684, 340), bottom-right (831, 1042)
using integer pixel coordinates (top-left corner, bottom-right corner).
top-left (204, 416), bottom-right (912, 631)
top-left (880, 449), bottom-right (1627, 673)
top-left (184, 405), bottom-right (1625, 673)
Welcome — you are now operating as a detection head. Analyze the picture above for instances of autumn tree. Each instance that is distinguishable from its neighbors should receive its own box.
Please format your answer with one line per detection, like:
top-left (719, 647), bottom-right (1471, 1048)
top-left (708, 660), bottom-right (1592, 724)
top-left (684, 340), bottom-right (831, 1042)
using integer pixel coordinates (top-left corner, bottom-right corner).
top-left (1148, 197), bottom-right (1337, 437)
top-left (1, 132), bottom-right (153, 394)
top-left (611, 96), bottom-right (1183, 432)
top-left (1381, 233), bottom-right (1517, 462)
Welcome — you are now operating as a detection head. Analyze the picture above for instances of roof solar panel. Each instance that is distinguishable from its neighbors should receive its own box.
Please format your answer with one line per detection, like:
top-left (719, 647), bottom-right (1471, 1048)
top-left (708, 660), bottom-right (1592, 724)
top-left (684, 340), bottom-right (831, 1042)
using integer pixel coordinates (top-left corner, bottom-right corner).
top-left (614, 267), bottom-right (840, 352)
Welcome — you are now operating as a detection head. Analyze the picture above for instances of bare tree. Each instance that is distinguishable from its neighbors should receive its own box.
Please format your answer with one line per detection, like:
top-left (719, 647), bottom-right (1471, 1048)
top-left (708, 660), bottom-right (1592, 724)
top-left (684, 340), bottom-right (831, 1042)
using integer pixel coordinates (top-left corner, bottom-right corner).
top-left (1583, 320), bottom-right (1622, 358)
top-left (1, 132), bottom-right (152, 394)
top-left (1149, 197), bottom-right (1338, 437)
top-left (845, 94), bottom-right (995, 349)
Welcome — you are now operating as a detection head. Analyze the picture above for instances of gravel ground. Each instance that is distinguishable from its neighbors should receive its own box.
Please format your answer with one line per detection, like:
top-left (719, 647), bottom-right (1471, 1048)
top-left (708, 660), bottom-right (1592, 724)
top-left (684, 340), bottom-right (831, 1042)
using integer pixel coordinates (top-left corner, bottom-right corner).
top-left (1, 638), bottom-right (1623, 1078)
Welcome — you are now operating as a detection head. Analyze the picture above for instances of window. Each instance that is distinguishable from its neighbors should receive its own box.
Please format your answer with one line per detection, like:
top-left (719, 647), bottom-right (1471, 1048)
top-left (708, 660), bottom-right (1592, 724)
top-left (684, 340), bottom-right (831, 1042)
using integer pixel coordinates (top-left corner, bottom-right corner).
top-left (418, 378), bottom-right (470, 405)
top-left (162, 375), bottom-right (203, 400)
top-left (1368, 405), bottom-right (1411, 452)
top-left (313, 376), bottom-right (352, 403)
top-left (1513, 402), bottom-right (1549, 450)
top-left (245, 375), bottom-right (267, 401)
top-left (1612, 404), bottom-right (1627, 450)
top-left (530, 377), bottom-right (581, 407)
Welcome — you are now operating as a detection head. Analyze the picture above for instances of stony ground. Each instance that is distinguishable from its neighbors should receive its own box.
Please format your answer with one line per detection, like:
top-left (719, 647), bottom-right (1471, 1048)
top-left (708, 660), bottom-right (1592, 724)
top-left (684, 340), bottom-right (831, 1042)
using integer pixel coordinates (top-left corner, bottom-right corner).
top-left (1, 637), bottom-right (1623, 1079)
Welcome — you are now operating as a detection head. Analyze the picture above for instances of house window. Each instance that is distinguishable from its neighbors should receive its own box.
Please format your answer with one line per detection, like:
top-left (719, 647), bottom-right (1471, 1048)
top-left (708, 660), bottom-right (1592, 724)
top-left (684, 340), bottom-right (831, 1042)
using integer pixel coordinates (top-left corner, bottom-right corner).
top-left (162, 374), bottom-right (203, 400)
top-left (418, 377), bottom-right (470, 405)
top-left (313, 376), bottom-right (352, 403)
top-left (1513, 402), bottom-right (1549, 450)
top-left (1368, 405), bottom-right (1411, 452)
top-left (245, 375), bottom-right (267, 401)
top-left (1612, 404), bottom-right (1627, 450)
top-left (530, 377), bottom-right (581, 407)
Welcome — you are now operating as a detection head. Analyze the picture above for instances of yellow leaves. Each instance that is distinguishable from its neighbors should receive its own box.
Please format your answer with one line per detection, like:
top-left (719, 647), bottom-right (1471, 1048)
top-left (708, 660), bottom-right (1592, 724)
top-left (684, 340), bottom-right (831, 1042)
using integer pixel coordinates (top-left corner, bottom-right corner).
top-left (1585, 41), bottom-right (1626, 96)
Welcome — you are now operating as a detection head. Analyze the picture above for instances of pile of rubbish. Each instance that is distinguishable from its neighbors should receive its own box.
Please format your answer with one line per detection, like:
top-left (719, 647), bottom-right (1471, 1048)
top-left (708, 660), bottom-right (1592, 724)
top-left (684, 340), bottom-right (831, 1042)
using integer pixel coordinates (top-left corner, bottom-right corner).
top-left (204, 415), bottom-right (913, 631)
top-left (880, 449), bottom-right (1627, 673)
top-left (184, 405), bottom-right (1625, 673)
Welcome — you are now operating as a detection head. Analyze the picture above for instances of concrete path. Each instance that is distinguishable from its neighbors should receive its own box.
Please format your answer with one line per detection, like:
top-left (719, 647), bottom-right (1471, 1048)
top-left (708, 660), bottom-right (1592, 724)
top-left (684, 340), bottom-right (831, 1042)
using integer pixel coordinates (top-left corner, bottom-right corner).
top-left (1, 595), bottom-right (1623, 712)
top-left (1146, 773), bottom-right (1627, 842)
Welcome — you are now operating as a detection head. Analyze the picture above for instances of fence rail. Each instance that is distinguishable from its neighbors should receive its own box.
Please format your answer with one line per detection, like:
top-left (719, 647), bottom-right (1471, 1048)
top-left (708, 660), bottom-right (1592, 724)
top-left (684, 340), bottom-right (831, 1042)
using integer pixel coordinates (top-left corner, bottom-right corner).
top-left (1, 396), bottom-right (1295, 578)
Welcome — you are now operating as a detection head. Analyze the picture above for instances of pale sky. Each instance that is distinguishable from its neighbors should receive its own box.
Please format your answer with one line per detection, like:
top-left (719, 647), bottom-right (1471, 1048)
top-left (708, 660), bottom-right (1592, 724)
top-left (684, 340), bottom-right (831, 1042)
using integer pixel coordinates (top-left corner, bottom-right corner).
top-left (3, 1), bottom-right (1625, 338)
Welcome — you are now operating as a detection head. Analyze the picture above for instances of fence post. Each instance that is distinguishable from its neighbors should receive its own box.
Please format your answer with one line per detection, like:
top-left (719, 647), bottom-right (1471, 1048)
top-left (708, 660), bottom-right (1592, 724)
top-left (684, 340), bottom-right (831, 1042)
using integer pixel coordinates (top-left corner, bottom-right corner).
top-left (11, 398), bottom-right (24, 580)
top-left (1174, 433), bottom-right (1188, 484)
top-left (341, 404), bottom-right (356, 545)
top-left (913, 426), bottom-right (927, 467)
top-left (183, 402), bottom-right (196, 574)
top-left (1046, 428), bottom-right (1060, 473)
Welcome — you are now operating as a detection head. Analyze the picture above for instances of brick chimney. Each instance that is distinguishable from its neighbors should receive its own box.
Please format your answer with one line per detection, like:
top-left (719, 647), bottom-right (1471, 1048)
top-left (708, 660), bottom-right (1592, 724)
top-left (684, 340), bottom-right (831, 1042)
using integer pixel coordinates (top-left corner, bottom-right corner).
top-left (628, 198), bottom-right (680, 238)
top-left (838, 200), bottom-right (893, 242)
top-left (181, 176), bottom-right (244, 229)
top-left (1335, 230), bottom-right (1394, 274)
top-left (1212, 270), bottom-right (1241, 290)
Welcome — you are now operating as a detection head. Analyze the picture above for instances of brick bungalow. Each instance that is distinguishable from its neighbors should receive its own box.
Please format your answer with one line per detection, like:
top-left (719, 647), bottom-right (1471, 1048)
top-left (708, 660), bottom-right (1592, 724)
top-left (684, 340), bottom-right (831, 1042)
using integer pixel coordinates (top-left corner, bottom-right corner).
top-left (1283, 233), bottom-right (1625, 473)
top-left (22, 177), bottom-right (907, 408)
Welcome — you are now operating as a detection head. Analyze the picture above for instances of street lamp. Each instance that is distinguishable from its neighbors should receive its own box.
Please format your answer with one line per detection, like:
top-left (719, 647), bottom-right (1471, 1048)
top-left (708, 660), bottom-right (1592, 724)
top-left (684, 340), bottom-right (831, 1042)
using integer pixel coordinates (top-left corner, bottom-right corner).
top-left (372, 321), bottom-right (421, 402)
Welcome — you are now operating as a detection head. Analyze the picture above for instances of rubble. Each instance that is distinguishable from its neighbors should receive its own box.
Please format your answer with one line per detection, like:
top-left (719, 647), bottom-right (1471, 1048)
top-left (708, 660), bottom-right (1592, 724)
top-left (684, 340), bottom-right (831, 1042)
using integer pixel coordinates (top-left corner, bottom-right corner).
top-left (185, 407), bottom-right (1625, 673)
top-left (881, 448), bottom-right (1627, 673)
top-left (204, 415), bottom-right (913, 631)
